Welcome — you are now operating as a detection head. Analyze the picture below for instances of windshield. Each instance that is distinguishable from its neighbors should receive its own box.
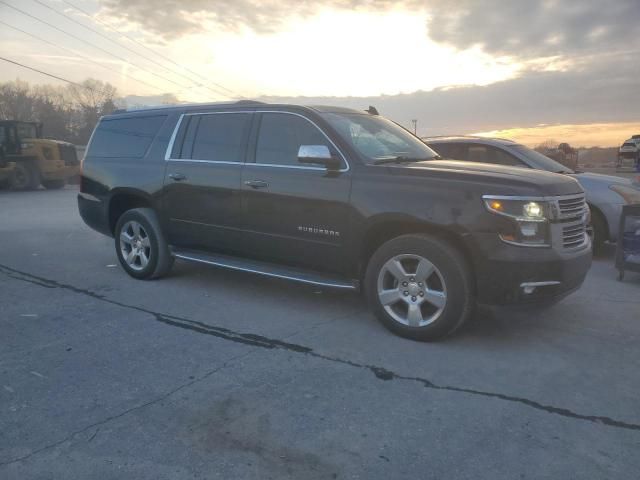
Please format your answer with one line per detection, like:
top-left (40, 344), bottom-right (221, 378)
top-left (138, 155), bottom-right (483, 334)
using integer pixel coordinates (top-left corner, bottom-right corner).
top-left (511, 145), bottom-right (574, 173)
top-left (17, 123), bottom-right (38, 139)
top-left (321, 112), bottom-right (439, 164)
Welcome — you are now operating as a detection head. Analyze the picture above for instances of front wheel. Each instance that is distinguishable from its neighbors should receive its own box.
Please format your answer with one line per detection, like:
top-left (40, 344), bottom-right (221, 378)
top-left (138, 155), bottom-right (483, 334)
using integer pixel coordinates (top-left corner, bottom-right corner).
top-left (114, 208), bottom-right (174, 280)
top-left (365, 234), bottom-right (474, 341)
top-left (12, 162), bottom-right (40, 190)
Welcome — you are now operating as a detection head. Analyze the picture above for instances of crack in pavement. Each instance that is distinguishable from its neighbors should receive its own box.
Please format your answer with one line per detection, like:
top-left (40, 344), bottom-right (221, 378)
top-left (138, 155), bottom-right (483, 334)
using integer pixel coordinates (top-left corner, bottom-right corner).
top-left (1, 263), bottom-right (640, 440)
top-left (0, 348), bottom-right (257, 467)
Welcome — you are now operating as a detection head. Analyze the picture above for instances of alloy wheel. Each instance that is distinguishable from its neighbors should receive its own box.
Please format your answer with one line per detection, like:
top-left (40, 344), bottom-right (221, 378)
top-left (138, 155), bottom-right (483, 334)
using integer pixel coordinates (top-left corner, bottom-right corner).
top-left (376, 254), bottom-right (447, 327)
top-left (119, 221), bottom-right (151, 271)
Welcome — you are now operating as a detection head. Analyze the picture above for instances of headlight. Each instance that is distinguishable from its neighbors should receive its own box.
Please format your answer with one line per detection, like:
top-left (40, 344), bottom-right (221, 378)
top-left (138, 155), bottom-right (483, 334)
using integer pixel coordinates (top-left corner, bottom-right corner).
top-left (483, 196), bottom-right (551, 247)
top-left (610, 184), bottom-right (640, 205)
top-left (20, 142), bottom-right (34, 149)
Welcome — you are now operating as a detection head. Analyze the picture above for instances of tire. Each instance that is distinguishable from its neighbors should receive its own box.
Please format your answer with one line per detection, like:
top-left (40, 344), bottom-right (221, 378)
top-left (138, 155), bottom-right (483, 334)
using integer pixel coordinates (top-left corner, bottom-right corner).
top-left (590, 208), bottom-right (608, 254)
top-left (364, 234), bottom-right (474, 341)
top-left (114, 208), bottom-right (174, 280)
top-left (12, 161), bottom-right (40, 190)
top-left (42, 179), bottom-right (66, 190)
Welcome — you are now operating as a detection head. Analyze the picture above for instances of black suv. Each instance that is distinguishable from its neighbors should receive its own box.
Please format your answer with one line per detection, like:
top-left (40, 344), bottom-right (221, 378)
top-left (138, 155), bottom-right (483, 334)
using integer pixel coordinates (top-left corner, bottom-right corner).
top-left (78, 102), bottom-right (592, 340)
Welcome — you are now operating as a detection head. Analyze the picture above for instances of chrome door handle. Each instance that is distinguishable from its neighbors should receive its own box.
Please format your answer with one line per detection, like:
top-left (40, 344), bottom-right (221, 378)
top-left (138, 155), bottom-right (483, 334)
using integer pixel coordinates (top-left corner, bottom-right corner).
top-left (168, 173), bottom-right (186, 181)
top-left (244, 180), bottom-right (269, 189)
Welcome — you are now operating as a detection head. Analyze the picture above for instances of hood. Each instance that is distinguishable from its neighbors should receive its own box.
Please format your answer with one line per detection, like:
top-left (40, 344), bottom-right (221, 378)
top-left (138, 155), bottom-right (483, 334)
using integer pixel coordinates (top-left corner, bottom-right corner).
top-left (571, 171), bottom-right (636, 187)
top-left (397, 160), bottom-right (583, 197)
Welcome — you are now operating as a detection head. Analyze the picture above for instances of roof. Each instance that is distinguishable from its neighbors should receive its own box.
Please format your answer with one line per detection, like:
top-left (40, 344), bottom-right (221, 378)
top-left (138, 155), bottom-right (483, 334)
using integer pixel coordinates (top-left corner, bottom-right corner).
top-left (112, 101), bottom-right (366, 116)
top-left (307, 105), bottom-right (367, 114)
top-left (112, 100), bottom-right (266, 114)
top-left (422, 135), bottom-right (521, 146)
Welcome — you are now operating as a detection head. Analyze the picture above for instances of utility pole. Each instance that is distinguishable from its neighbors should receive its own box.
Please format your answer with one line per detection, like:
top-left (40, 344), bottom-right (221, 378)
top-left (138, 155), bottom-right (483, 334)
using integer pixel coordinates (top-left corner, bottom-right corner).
top-left (411, 119), bottom-right (417, 136)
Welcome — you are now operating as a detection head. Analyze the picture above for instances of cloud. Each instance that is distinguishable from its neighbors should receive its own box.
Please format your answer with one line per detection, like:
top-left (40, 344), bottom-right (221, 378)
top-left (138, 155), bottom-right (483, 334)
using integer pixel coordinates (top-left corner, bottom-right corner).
top-left (259, 51), bottom-right (640, 135)
top-left (98, 0), bottom-right (640, 60)
top-left (425, 0), bottom-right (640, 58)
top-left (98, 0), bottom-right (399, 38)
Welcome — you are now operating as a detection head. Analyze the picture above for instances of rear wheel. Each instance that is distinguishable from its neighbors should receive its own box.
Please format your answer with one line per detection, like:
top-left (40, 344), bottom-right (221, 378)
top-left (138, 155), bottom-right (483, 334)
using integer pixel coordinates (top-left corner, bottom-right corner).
top-left (12, 162), bottom-right (40, 190)
top-left (42, 179), bottom-right (66, 190)
top-left (365, 234), bottom-right (474, 341)
top-left (114, 208), bottom-right (174, 279)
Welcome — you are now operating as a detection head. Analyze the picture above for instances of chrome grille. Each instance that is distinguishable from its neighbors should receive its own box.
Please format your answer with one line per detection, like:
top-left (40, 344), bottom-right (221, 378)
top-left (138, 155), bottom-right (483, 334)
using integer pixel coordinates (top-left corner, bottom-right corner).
top-left (557, 195), bottom-right (586, 219)
top-left (562, 223), bottom-right (587, 249)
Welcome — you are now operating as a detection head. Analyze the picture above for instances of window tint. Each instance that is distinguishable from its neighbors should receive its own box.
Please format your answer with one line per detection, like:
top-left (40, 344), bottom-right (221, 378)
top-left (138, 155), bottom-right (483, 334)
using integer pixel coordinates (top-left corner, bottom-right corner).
top-left (90, 115), bottom-right (166, 158)
top-left (322, 112), bottom-right (437, 164)
top-left (17, 123), bottom-right (38, 139)
top-left (467, 145), bottom-right (522, 166)
top-left (172, 115), bottom-right (200, 159)
top-left (429, 143), bottom-right (467, 160)
top-left (256, 113), bottom-right (331, 166)
top-left (190, 113), bottom-right (250, 162)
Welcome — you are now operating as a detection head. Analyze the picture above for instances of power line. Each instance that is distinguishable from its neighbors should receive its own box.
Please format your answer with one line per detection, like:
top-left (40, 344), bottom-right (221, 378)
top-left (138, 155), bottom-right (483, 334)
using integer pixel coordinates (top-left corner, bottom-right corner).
top-left (0, 55), bottom-right (94, 89)
top-left (1, 1), bottom-right (224, 99)
top-left (0, 19), bottom-right (167, 94)
top-left (32, 0), bottom-right (220, 98)
top-left (59, 0), bottom-right (243, 99)
top-left (32, 0), bottom-right (238, 100)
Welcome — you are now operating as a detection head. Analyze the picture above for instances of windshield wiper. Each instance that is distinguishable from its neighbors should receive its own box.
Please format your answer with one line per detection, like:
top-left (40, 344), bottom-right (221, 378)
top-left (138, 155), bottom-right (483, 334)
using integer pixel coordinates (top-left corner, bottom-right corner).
top-left (372, 156), bottom-right (430, 165)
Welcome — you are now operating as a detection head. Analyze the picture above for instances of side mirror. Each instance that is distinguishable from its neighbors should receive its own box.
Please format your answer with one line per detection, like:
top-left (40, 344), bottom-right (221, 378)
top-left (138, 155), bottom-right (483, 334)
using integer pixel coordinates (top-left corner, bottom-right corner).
top-left (297, 145), bottom-right (341, 170)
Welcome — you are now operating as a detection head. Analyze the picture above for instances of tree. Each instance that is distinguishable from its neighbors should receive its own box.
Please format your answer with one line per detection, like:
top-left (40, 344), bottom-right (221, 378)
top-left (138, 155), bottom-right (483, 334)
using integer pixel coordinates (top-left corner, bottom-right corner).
top-left (0, 80), bottom-right (35, 121)
top-left (67, 79), bottom-right (118, 143)
top-left (534, 139), bottom-right (559, 153)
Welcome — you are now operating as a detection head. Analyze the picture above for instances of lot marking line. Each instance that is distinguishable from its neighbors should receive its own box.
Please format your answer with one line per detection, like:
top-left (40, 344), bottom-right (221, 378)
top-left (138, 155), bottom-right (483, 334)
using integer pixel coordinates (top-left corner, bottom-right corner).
top-left (1, 263), bottom-right (640, 435)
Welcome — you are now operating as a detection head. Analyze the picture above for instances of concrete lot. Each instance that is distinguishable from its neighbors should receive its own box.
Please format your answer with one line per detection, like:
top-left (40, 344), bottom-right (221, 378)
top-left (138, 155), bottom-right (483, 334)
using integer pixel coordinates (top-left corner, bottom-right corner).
top-left (1, 186), bottom-right (639, 479)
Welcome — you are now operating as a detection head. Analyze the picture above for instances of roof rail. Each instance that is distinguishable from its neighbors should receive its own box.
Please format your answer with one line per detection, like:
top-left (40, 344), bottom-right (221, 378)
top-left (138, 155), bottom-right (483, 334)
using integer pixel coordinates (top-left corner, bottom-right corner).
top-left (117, 99), bottom-right (266, 113)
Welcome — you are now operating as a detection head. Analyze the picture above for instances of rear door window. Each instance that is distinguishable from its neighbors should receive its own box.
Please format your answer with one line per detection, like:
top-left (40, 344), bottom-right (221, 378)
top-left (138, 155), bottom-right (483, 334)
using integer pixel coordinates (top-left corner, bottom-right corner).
top-left (90, 115), bottom-right (167, 158)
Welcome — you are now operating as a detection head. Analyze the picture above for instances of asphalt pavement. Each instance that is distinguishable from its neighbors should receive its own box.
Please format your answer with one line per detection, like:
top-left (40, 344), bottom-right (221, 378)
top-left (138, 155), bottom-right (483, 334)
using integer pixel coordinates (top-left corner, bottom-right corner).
top-left (1, 186), bottom-right (639, 479)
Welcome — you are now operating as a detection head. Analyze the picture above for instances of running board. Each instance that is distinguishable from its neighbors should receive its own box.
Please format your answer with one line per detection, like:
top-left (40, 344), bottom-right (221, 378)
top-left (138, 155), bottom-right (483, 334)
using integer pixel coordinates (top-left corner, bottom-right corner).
top-left (171, 248), bottom-right (358, 290)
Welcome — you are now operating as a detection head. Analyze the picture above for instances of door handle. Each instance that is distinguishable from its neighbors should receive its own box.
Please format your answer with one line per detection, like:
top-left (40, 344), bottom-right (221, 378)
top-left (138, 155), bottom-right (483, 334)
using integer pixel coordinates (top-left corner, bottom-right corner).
top-left (244, 180), bottom-right (269, 189)
top-left (168, 173), bottom-right (187, 181)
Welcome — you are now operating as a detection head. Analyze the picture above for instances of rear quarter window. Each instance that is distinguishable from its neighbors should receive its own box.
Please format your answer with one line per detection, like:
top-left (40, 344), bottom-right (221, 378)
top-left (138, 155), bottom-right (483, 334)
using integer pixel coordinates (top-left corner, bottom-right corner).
top-left (89, 115), bottom-right (167, 158)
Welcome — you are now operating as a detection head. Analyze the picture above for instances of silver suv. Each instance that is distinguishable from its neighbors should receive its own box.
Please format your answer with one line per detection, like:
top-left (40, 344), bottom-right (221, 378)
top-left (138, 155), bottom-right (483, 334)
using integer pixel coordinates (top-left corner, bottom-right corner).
top-left (424, 136), bottom-right (640, 250)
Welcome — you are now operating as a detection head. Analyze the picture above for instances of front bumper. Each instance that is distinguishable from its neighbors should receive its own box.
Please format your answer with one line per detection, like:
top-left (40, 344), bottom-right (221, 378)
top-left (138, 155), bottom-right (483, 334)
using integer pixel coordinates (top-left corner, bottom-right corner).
top-left (468, 233), bottom-right (592, 305)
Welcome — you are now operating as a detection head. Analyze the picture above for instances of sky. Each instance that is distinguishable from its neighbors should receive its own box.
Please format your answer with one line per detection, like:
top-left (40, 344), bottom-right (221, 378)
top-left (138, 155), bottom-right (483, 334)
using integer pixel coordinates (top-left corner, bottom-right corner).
top-left (0, 0), bottom-right (639, 146)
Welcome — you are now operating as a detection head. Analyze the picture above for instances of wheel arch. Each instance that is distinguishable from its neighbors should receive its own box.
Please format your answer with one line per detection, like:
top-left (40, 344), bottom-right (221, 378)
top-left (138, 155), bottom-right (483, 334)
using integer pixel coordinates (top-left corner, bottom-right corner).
top-left (587, 202), bottom-right (609, 242)
top-left (107, 188), bottom-right (157, 235)
top-left (358, 215), bottom-right (476, 282)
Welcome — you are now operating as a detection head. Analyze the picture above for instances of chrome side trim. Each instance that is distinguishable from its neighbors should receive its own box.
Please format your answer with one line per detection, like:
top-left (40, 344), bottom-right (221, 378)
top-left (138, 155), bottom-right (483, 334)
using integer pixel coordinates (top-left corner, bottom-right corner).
top-left (173, 253), bottom-right (357, 289)
top-left (520, 281), bottom-right (561, 287)
top-left (520, 281), bottom-right (561, 294)
top-left (78, 192), bottom-right (101, 202)
top-left (164, 113), bottom-right (184, 161)
top-left (82, 117), bottom-right (101, 166)
top-left (166, 159), bottom-right (243, 166)
top-left (164, 110), bottom-right (350, 172)
top-left (482, 193), bottom-right (585, 202)
top-left (498, 235), bottom-right (551, 248)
